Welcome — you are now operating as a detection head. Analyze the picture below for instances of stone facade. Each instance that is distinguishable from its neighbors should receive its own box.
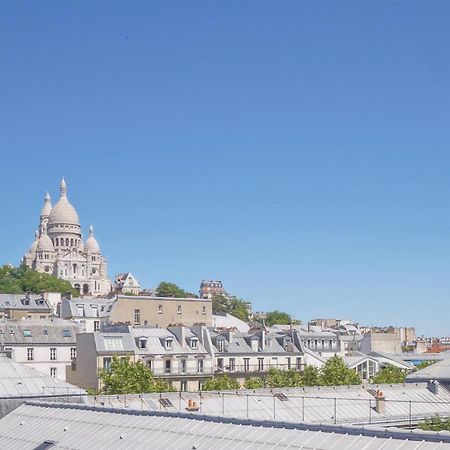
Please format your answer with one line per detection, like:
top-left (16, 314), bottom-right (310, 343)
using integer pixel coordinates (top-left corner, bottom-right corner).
top-left (23, 179), bottom-right (111, 296)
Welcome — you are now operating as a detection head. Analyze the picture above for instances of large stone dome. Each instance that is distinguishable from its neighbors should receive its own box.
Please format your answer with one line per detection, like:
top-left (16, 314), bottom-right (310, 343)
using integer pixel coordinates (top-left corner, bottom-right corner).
top-left (85, 225), bottom-right (100, 253)
top-left (37, 233), bottom-right (54, 252)
top-left (48, 178), bottom-right (80, 226)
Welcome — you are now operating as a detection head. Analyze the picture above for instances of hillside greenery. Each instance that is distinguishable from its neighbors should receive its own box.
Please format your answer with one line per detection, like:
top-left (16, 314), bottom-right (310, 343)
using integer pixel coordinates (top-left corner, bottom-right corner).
top-left (0, 264), bottom-right (78, 296)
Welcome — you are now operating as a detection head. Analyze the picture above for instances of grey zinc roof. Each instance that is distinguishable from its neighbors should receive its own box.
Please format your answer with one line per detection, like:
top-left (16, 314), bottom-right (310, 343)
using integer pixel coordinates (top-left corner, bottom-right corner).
top-left (0, 294), bottom-right (50, 311)
top-left (0, 356), bottom-right (83, 397)
top-left (130, 327), bottom-right (209, 356)
top-left (1, 402), bottom-right (450, 449)
top-left (406, 357), bottom-right (450, 382)
top-left (62, 298), bottom-right (114, 319)
top-left (93, 333), bottom-right (136, 353)
top-left (0, 319), bottom-right (77, 345)
top-left (89, 383), bottom-right (450, 427)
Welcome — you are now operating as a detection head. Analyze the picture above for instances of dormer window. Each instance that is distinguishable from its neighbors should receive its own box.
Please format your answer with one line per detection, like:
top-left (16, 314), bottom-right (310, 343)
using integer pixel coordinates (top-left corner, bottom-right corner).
top-left (139, 338), bottom-right (147, 349)
top-left (190, 338), bottom-right (198, 350)
top-left (23, 330), bottom-right (31, 337)
top-left (217, 339), bottom-right (224, 352)
top-left (165, 338), bottom-right (173, 350)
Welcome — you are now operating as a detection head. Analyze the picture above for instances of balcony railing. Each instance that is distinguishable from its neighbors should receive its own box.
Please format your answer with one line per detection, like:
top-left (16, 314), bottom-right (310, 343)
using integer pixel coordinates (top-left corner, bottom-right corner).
top-left (216, 362), bottom-right (305, 374)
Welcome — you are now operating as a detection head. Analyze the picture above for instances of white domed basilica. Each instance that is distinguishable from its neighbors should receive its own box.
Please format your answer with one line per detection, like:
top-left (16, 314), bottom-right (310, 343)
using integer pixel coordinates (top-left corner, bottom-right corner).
top-left (23, 178), bottom-right (112, 296)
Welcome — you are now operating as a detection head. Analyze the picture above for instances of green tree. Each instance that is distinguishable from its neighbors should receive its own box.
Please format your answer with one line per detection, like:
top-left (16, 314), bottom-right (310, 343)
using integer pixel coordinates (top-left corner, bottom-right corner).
top-left (371, 366), bottom-right (406, 384)
top-left (155, 282), bottom-right (197, 298)
top-left (212, 294), bottom-right (249, 321)
top-left (419, 415), bottom-right (450, 431)
top-left (265, 368), bottom-right (304, 388)
top-left (264, 310), bottom-right (294, 327)
top-left (302, 365), bottom-right (320, 386)
top-left (319, 356), bottom-right (361, 386)
top-left (0, 264), bottom-right (78, 296)
top-left (98, 356), bottom-right (175, 394)
top-left (202, 374), bottom-right (240, 391)
top-left (244, 377), bottom-right (264, 389)
top-left (415, 360), bottom-right (436, 371)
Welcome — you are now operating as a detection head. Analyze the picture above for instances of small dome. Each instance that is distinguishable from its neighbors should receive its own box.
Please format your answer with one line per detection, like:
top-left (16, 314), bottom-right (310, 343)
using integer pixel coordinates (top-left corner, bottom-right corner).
top-left (85, 225), bottom-right (100, 253)
top-left (37, 233), bottom-right (55, 253)
top-left (48, 178), bottom-right (80, 226)
top-left (40, 192), bottom-right (52, 217)
top-left (28, 230), bottom-right (39, 253)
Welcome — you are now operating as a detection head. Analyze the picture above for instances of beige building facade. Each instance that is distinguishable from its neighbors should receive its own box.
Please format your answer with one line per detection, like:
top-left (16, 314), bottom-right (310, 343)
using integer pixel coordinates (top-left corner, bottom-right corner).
top-left (109, 295), bottom-right (212, 328)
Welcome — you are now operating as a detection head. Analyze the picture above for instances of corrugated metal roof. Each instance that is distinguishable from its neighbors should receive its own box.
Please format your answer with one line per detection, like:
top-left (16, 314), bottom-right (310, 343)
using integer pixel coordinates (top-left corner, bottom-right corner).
top-left (0, 402), bottom-right (449, 449)
top-left (88, 383), bottom-right (450, 426)
top-left (406, 357), bottom-right (450, 382)
top-left (0, 356), bottom-right (82, 397)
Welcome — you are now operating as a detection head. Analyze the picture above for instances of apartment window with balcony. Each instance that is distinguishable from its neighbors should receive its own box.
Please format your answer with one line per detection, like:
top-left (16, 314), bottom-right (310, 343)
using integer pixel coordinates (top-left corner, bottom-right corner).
top-left (94, 321), bottom-right (100, 332)
top-left (147, 360), bottom-right (153, 371)
top-left (296, 357), bottom-right (302, 370)
top-left (217, 358), bottom-right (224, 371)
top-left (134, 309), bottom-right (141, 325)
top-left (229, 358), bottom-right (235, 372)
top-left (70, 348), bottom-right (76, 360)
top-left (165, 360), bottom-right (171, 374)
top-left (50, 367), bottom-right (57, 378)
top-left (197, 359), bottom-right (204, 374)
top-left (257, 358), bottom-right (264, 372)
top-left (27, 348), bottom-right (34, 361)
top-left (244, 358), bottom-right (250, 372)
top-left (181, 380), bottom-right (187, 392)
top-left (180, 359), bottom-right (186, 374)
top-left (50, 348), bottom-right (57, 361)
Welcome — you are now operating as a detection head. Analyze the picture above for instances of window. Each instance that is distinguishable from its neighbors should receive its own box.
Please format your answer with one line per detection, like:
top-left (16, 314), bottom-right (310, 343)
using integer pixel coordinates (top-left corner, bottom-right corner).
top-left (287, 357), bottom-right (291, 370)
top-left (134, 309), bottom-right (140, 325)
top-left (147, 360), bottom-right (152, 371)
top-left (94, 321), bottom-right (100, 332)
top-left (139, 338), bottom-right (147, 349)
top-left (27, 348), bottom-right (34, 361)
top-left (244, 358), bottom-right (250, 372)
top-left (229, 358), bottom-right (235, 372)
top-left (181, 359), bottom-right (186, 374)
top-left (50, 348), bottom-right (57, 361)
top-left (62, 329), bottom-right (71, 337)
top-left (104, 336), bottom-right (124, 351)
top-left (103, 357), bottom-right (111, 370)
top-left (217, 339), bottom-right (224, 352)
top-left (181, 380), bottom-right (187, 392)
top-left (296, 357), bottom-right (302, 370)
top-left (217, 358), bottom-right (224, 370)
top-left (165, 359), bottom-right (171, 374)
top-left (190, 338), bottom-right (198, 350)
top-left (202, 306), bottom-right (206, 315)
top-left (50, 367), bottom-right (57, 378)
top-left (165, 338), bottom-right (173, 350)
top-left (177, 305), bottom-right (182, 315)
top-left (70, 348), bottom-right (76, 359)
top-left (197, 359), bottom-right (204, 374)
top-left (258, 358), bottom-right (264, 372)
top-left (23, 330), bottom-right (31, 337)
top-left (158, 305), bottom-right (163, 314)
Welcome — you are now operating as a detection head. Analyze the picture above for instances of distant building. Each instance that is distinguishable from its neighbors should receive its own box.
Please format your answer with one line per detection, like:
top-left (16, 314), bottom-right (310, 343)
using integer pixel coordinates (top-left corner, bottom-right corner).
top-left (0, 294), bottom-right (52, 320)
top-left (114, 272), bottom-right (141, 295)
top-left (109, 294), bottom-right (212, 328)
top-left (60, 296), bottom-right (115, 333)
top-left (199, 280), bottom-right (228, 299)
top-left (22, 178), bottom-right (111, 296)
top-left (0, 319), bottom-right (77, 381)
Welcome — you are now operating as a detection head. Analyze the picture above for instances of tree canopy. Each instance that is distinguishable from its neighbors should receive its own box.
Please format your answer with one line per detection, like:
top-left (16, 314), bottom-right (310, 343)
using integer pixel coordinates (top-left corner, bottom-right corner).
top-left (419, 415), bottom-right (450, 432)
top-left (155, 281), bottom-right (198, 298)
top-left (212, 294), bottom-right (249, 321)
top-left (320, 356), bottom-right (361, 386)
top-left (0, 264), bottom-right (77, 296)
top-left (264, 310), bottom-right (294, 326)
top-left (371, 366), bottom-right (407, 384)
top-left (202, 374), bottom-right (240, 391)
top-left (98, 356), bottom-right (175, 394)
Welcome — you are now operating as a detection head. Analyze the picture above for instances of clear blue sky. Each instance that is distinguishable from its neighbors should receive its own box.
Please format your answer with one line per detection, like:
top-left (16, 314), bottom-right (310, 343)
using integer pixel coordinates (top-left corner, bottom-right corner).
top-left (1, 2), bottom-right (450, 336)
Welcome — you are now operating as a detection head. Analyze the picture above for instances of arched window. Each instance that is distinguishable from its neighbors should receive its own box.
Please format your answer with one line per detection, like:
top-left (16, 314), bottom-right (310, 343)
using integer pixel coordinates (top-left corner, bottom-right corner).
top-left (55, 238), bottom-right (58, 246)
top-left (70, 239), bottom-right (74, 247)
top-left (65, 238), bottom-right (69, 247)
